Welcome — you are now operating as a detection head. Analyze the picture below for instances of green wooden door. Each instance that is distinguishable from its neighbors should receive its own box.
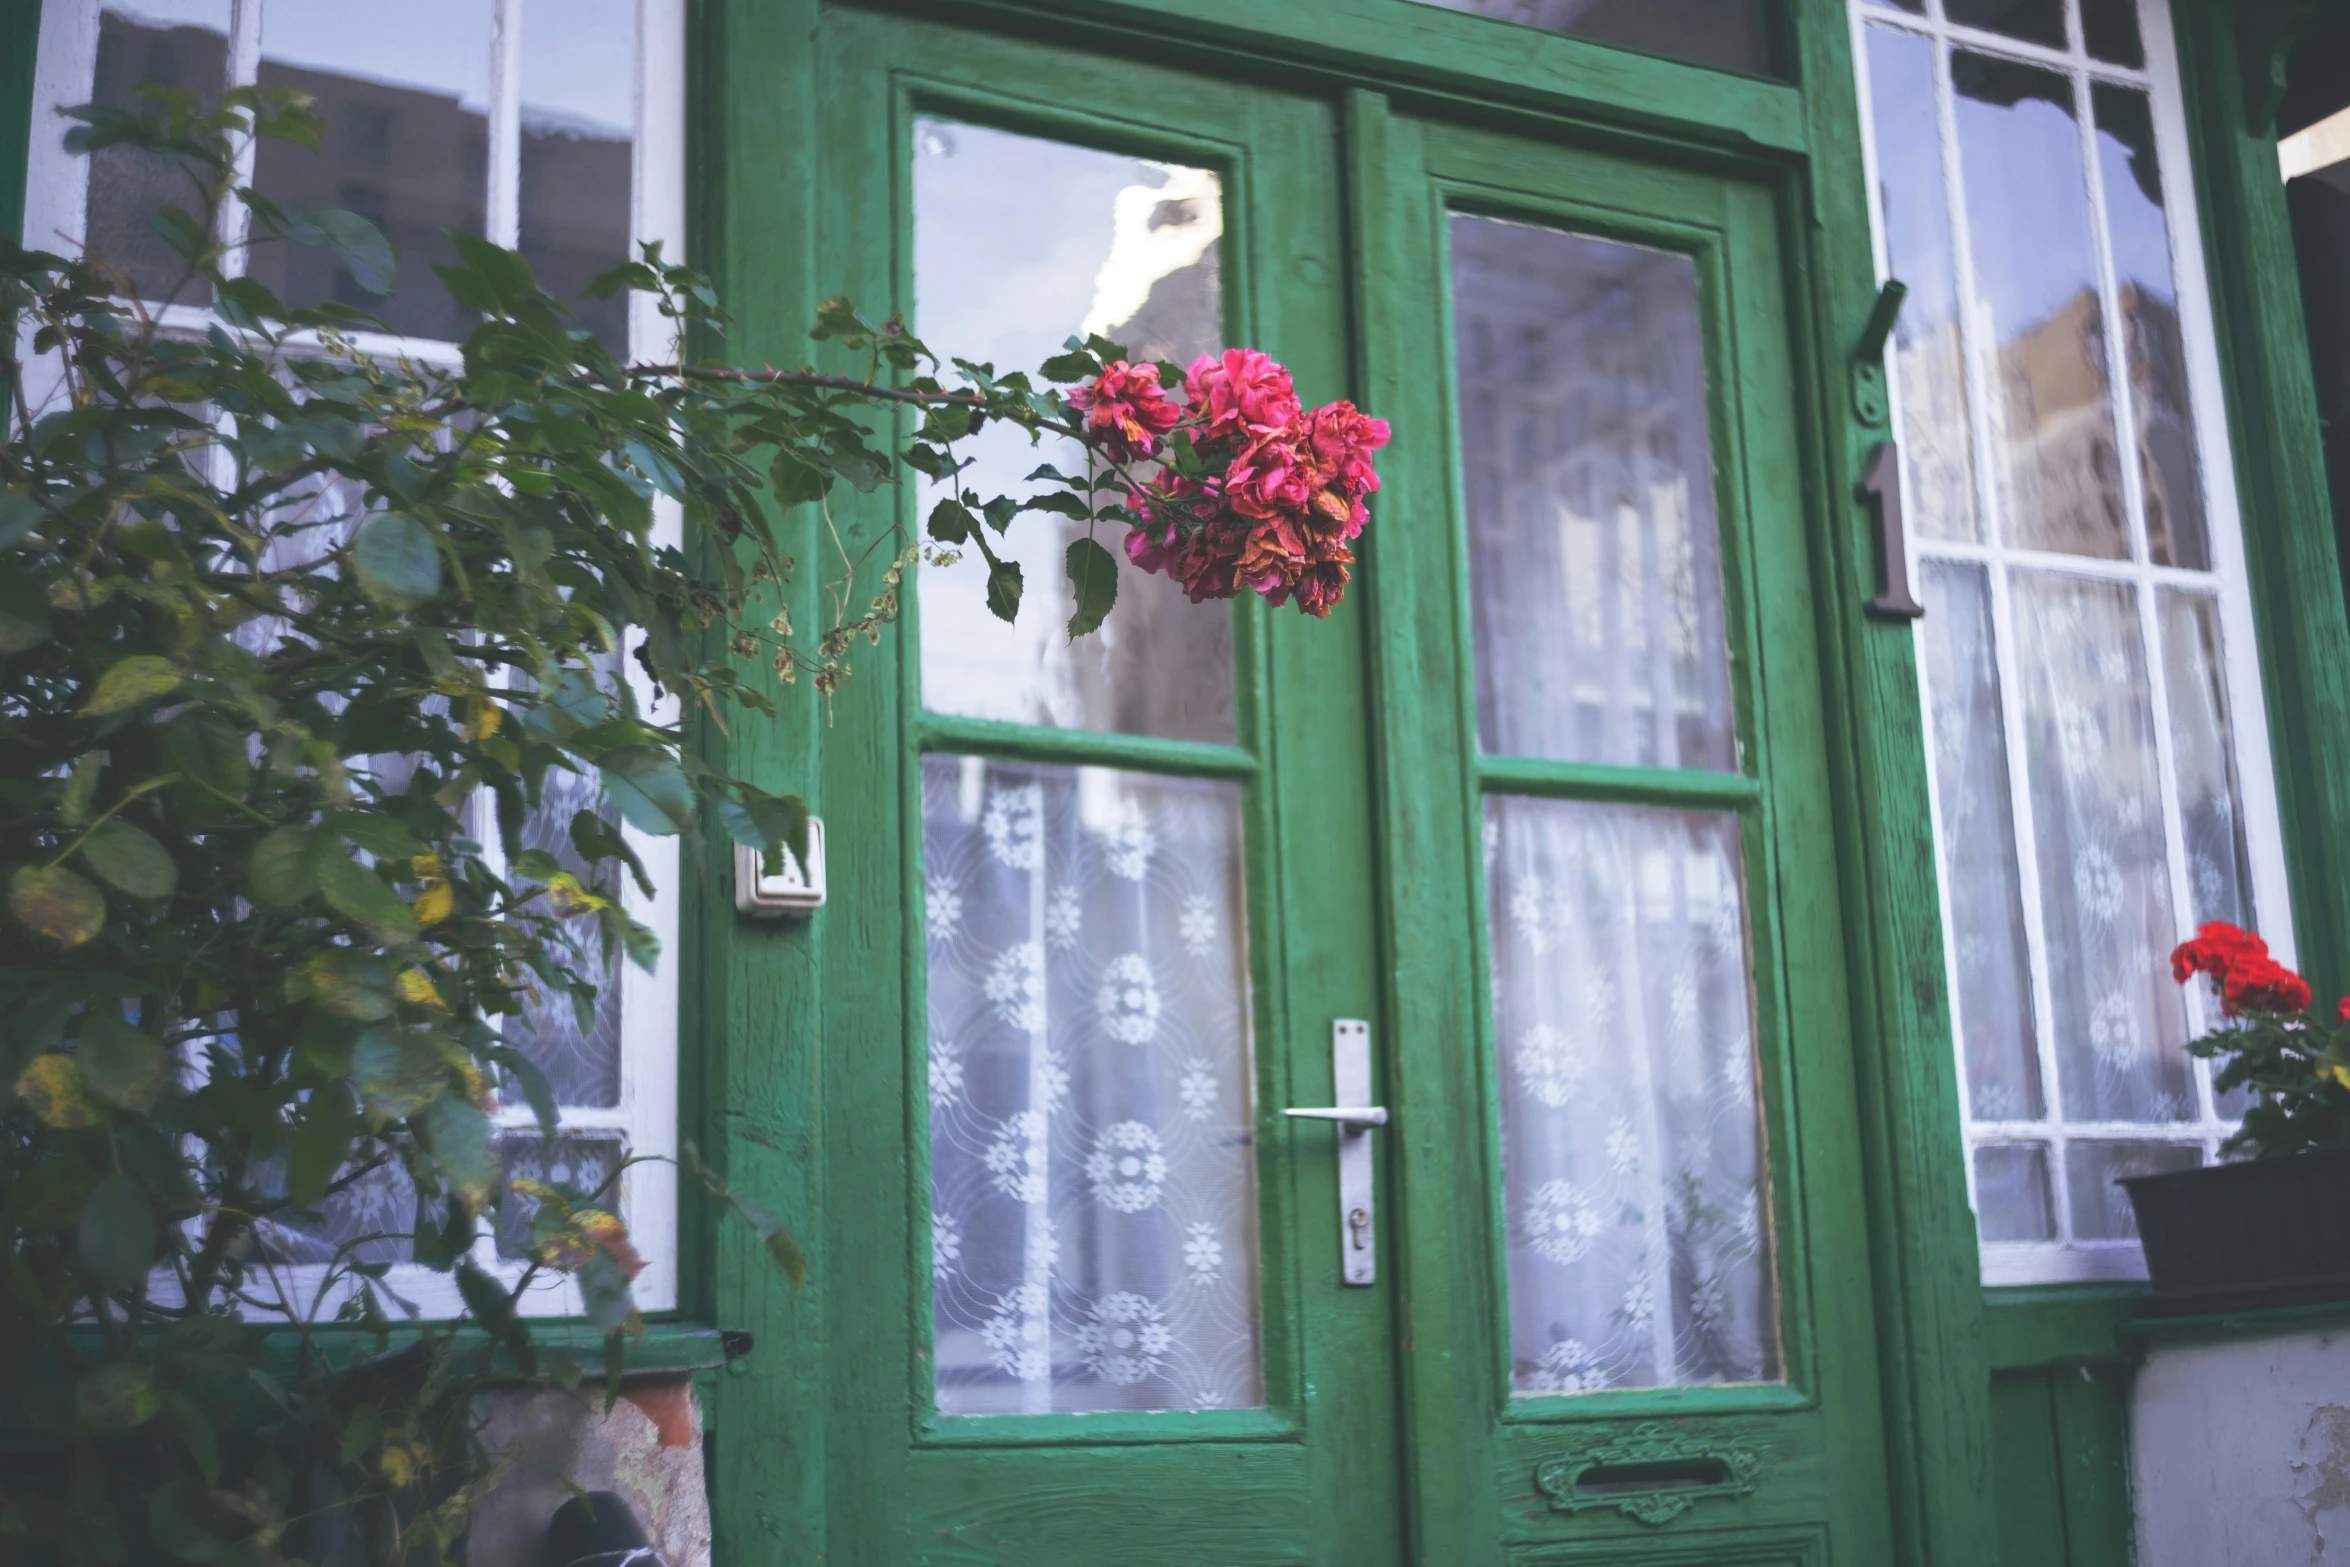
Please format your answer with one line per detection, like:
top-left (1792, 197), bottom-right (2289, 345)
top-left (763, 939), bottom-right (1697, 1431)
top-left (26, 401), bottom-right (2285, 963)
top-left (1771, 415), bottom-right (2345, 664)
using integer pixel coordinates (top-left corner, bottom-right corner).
top-left (1351, 104), bottom-right (1902, 1565)
top-left (755, 10), bottom-right (1899, 1565)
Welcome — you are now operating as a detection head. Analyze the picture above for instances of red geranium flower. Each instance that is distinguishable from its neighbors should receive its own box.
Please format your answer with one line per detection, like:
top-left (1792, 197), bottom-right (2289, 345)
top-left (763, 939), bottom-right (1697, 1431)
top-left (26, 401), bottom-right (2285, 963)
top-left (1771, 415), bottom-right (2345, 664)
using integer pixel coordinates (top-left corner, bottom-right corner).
top-left (2170, 920), bottom-right (2311, 1016)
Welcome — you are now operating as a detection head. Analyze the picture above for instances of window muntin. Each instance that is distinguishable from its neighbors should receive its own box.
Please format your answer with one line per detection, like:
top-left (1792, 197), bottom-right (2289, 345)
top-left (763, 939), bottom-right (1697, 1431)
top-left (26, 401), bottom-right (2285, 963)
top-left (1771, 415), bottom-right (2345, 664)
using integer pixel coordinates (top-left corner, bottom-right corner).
top-left (22, 0), bottom-right (685, 1316)
top-left (1852, 0), bottom-right (2292, 1282)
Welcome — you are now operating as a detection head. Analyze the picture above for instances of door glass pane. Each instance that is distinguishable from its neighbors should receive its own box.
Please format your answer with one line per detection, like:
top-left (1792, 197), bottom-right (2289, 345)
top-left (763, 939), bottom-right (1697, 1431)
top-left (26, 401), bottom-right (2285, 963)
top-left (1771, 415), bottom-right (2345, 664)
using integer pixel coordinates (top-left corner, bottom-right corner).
top-left (1954, 53), bottom-right (2128, 560)
top-left (1866, 25), bottom-right (1982, 544)
top-left (1918, 562), bottom-right (2042, 1121)
top-left (2007, 571), bottom-right (2194, 1122)
top-left (86, 2), bottom-right (231, 306)
top-left (248, 1), bottom-right (493, 341)
top-left (520, 0), bottom-right (637, 358)
top-left (1946, 0), bottom-right (2065, 49)
top-left (1486, 796), bottom-right (1777, 1393)
top-left (2159, 591), bottom-right (2254, 936)
top-left (2094, 85), bottom-right (2208, 568)
top-left (924, 756), bottom-right (1260, 1414)
top-left (1403, 0), bottom-right (1776, 77)
top-left (914, 120), bottom-right (1233, 742)
top-left (1453, 216), bottom-right (1736, 771)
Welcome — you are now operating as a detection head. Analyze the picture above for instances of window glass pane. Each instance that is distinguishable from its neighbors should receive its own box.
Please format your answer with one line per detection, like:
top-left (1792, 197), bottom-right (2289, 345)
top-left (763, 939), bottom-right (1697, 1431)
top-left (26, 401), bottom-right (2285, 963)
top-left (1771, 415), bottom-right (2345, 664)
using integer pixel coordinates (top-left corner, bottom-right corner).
top-left (1945, 0), bottom-right (2066, 49)
top-left (1487, 795), bottom-right (1777, 1393)
top-left (2159, 592), bottom-right (2254, 935)
top-left (1866, 24), bottom-right (1983, 544)
top-left (913, 120), bottom-right (1233, 743)
top-left (2095, 85), bottom-right (2209, 569)
top-left (1403, 0), bottom-right (1776, 77)
top-left (2081, 0), bottom-right (2146, 67)
top-left (2066, 1140), bottom-right (2199, 1240)
top-left (1453, 217), bottom-right (1736, 770)
top-left (1919, 563), bottom-right (2043, 1122)
top-left (495, 1132), bottom-right (627, 1259)
top-left (1866, 0), bottom-right (1925, 12)
top-left (925, 757), bottom-right (1260, 1414)
top-left (520, 0), bottom-right (637, 359)
top-left (248, 1), bottom-right (493, 341)
top-left (2008, 570), bottom-right (2195, 1123)
top-left (86, 2), bottom-right (231, 306)
top-left (508, 759), bottom-right (624, 1107)
top-left (1973, 1143), bottom-right (2055, 1242)
top-left (1954, 53), bottom-right (2129, 560)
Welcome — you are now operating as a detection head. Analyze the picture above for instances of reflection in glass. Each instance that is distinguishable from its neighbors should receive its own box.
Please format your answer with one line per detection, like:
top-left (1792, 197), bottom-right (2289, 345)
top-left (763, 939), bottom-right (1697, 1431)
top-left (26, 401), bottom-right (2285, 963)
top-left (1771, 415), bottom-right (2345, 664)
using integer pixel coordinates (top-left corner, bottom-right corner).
top-left (1954, 54), bottom-right (2127, 560)
top-left (914, 121), bottom-right (1232, 742)
top-left (2066, 1140), bottom-right (2199, 1240)
top-left (85, 3), bottom-right (231, 305)
top-left (2095, 85), bottom-right (2208, 569)
top-left (1487, 796), bottom-right (1777, 1393)
top-left (248, 2), bottom-right (492, 340)
top-left (2008, 571), bottom-right (2194, 1123)
top-left (1920, 564), bottom-right (2043, 1121)
top-left (1867, 25), bottom-right (1982, 544)
top-left (2081, 0), bottom-right (2146, 67)
top-left (1974, 1144), bottom-right (2055, 1242)
top-left (925, 757), bottom-right (1260, 1414)
top-left (1946, 0), bottom-right (2065, 48)
top-left (1453, 217), bottom-right (1736, 771)
top-left (520, 0), bottom-right (637, 357)
top-left (1403, 0), bottom-right (1776, 77)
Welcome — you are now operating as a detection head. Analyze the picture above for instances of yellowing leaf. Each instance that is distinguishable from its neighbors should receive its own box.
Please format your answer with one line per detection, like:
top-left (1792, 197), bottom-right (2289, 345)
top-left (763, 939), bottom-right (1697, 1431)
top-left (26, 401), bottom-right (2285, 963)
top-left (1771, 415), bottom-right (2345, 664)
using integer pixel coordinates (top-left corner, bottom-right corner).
top-left (544, 871), bottom-right (608, 919)
top-left (16, 1053), bottom-right (99, 1128)
top-left (461, 696), bottom-right (503, 740)
top-left (411, 881), bottom-right (455, 927)
top-left (2329, 1063), bottom-right (2349, 1091)
top-left (78, 654), bottom-right (182, 718)
top-left (395, 967), bottom-right (448, 1010)
top-left (9, 864), bottom-right (106, 947)
top-left (409, 852), bottom-right (445, 881)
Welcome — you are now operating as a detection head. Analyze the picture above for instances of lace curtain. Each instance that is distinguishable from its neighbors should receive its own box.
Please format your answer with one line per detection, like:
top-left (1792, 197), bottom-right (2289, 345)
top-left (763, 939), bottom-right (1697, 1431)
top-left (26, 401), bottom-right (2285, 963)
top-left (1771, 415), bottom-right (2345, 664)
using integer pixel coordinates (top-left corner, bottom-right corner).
top-left (924, 755), bottom-right (1261, 1414)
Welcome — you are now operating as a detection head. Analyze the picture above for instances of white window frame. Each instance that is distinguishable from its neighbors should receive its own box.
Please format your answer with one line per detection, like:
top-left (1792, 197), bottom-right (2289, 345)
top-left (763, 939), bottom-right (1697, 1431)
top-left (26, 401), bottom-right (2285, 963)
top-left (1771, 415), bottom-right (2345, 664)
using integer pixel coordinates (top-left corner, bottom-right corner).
top-left (22, 0), bottom-right (688, 1317)
top-left (1850, 0), bottom-right (2297, 1284)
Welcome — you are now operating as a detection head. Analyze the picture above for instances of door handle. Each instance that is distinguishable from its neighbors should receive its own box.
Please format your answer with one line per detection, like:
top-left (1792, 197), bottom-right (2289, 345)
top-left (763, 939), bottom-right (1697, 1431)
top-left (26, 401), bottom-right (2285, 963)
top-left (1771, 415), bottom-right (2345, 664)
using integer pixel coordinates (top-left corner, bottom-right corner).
top-left (1289, 1019), bottom-right (1381, 1286)
top-left (1281, 1106), bottom-right (1389, 1128)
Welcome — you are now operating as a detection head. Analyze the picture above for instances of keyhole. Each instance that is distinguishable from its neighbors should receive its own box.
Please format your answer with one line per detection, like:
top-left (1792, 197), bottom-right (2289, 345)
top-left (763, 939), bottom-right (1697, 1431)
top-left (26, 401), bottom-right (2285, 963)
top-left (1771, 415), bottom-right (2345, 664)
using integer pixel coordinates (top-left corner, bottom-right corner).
top-left (1347, 1207), bottom-right (1370, 1251)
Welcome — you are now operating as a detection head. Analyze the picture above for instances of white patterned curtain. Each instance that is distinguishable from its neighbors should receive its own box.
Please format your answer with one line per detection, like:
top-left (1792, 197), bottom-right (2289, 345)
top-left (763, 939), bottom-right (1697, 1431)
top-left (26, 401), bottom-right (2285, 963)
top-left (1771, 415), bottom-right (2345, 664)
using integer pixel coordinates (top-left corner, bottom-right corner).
top-left (924, 756), bottom-right (1260, 1414)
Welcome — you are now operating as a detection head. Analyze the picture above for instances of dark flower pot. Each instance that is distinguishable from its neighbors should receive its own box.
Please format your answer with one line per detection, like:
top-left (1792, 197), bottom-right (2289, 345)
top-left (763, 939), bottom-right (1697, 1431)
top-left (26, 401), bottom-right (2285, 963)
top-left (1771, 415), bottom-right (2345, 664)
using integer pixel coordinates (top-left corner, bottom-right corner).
top-left (2120, 1145), bottom-right (2350, 1317)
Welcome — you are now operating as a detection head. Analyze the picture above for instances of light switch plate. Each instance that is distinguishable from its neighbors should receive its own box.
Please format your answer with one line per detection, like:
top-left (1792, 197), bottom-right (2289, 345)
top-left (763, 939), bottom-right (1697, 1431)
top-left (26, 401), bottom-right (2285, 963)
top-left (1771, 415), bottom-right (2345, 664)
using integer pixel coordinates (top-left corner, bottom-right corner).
top-left (733, 817), bottom-right (826, 916)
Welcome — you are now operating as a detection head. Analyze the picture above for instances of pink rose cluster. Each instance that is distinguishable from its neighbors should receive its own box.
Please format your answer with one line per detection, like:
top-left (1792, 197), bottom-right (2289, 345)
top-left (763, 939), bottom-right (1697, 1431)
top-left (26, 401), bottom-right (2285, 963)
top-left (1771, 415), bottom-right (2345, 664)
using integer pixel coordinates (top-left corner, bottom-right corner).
top-left (1068, 349), bottom-right (1390, 619)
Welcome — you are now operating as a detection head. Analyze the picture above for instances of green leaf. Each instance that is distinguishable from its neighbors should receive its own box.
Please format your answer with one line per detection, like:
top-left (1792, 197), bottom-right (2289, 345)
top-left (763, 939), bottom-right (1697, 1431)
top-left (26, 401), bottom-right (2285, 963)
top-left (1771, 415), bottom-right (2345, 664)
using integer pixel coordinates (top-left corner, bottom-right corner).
top-left (78, 818), bottom-right (176, 900)
top-left (158, 1316), bottom-right (255, 1382)
top-left (157, 1389), bottom-right (222, 1485)
top-left (314, 846), bottom-right (420, 943)
top-left (0, 567), bottom-right (51, 654)
top-left (597, 747), bottom-right (695, 836)
top-left (578, 1249), bottom-right (638, 1336)
top-left (73, 1361), bottom-right (160, 1429)
top-left (161, 710), bottom-right (251, 801)
top-left (422, 1091), bottom-right (498, 1213)
top-left (9, 865), bottom-right (105, 947)
top-left (1039, 349), bottom-right (1099, 383)
top-left (1022, 491), bottom-right (1091, 522)
top-left (298, 951), bottom-right (396, 1021)
top-left (247, 826), bottom-right (318, 905)
top-left (286, 1089), bottom-right (354, 1205)
top-left (78, 1014), bottom-right (171, 1114)
top-left (294, 205), bottom-right (396, 295)
top-left (985, 559), bottom-right (1024, 624)
top-left (350, 1027), bottom-right (448, 1121)
top-left (1065, 536), bottom-right (1120, 639)
top-left (331, 810), bottom-right (427, 859)
top-left (0, 492), bottom-right (42, 549)
top-left (769, 449), bottom-right (830, 507)
top-left (79, 655), bottom-right (182, 718)
top-left (926, 497), bottom-right (975, 545)
top-left (353, 511), bottom-right (442, 608)
top-left (77, 1172), bottom-right (156, 1292)
top-left (718, 790), bottom-right (810, 873)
